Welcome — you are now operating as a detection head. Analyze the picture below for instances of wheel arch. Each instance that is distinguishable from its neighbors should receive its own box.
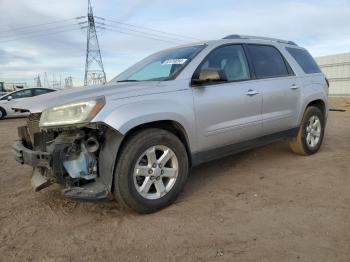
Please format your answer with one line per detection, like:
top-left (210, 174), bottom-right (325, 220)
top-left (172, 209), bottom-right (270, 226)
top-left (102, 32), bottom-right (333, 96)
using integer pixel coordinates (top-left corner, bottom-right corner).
top-left (298, 96), bottom-right (328, 126)
top-left (0, 106), bottom-right (7, 117)
top-left (104, 120), bottom-right (193, 194)
top-left (119, 120), bottom-right (192, 167)
top-left (306, 99), bottom-right (326, 117)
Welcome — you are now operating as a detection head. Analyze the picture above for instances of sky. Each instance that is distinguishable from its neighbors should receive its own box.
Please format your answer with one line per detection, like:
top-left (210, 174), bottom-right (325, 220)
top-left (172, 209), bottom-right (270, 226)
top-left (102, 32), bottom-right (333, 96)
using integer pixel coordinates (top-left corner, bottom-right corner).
top-left (0, 0), bottom-right (349, 87)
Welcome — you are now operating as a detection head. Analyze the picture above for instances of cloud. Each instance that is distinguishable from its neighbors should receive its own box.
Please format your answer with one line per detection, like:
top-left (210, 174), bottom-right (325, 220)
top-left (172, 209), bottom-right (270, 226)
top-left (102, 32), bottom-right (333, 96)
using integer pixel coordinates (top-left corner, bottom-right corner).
top-left (138, 0), bottom-right (350, 56)
top-left (0, 49), bottom-right (37, 64)
top-left (0, 0), bottom-right (349, 86)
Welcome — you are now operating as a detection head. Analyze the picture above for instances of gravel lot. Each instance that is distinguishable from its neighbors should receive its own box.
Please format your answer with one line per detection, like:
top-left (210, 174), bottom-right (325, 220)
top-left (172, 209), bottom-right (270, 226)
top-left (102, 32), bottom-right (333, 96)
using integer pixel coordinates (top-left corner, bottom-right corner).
top-left (0, 97), bottom-right (349, 262)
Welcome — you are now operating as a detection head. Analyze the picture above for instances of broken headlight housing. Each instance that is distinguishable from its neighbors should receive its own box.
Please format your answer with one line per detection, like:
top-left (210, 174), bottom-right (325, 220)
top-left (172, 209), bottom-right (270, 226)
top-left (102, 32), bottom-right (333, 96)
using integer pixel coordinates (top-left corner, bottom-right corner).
top-left (39, 96), bottom-right (105, 129)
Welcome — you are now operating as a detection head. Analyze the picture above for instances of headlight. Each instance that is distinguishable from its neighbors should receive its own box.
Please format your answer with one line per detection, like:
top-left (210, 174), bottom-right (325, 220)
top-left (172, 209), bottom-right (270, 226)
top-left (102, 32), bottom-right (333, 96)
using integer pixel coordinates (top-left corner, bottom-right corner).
top-left (39, 96), bottom-right (105, 128)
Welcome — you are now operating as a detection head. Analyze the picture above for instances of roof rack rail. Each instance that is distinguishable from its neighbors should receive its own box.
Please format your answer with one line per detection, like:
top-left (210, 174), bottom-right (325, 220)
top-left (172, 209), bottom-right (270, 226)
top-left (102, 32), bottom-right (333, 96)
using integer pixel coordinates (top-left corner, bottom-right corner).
top-left (223, 34), bottom-right (297, 46)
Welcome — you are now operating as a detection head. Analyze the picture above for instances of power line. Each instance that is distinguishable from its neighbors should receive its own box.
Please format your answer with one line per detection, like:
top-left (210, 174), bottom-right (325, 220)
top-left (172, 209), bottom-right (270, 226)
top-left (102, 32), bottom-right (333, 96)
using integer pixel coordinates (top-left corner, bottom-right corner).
top-left (0, 23), bottom-right (85, 39)
top-left (102, 22), bottom-right (189, 43)
top-left (0, 15), bottom-right (200, 45)
top-left (102, 26), bottom-right (183, 44)
top-left (0, 27), bottom-right (82, 43)
top-left (97, 17), bottom-right (201, 41)
top-left (102, 23), bottom-right (186, 43)
top-left (0, 17), bottom-right (84, 34)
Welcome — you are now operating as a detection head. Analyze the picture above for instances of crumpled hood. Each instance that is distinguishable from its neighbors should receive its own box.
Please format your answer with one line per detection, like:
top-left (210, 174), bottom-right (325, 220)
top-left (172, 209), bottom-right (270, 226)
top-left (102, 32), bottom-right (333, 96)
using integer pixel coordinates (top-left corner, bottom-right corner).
top-left (13, 82), bottom-right (162, 113)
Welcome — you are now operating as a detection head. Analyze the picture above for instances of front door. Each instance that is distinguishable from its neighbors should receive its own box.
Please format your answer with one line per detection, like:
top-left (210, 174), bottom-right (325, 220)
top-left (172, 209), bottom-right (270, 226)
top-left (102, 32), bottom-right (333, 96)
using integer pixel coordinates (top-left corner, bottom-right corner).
top-left (192, 44), bottom-right (263, 153)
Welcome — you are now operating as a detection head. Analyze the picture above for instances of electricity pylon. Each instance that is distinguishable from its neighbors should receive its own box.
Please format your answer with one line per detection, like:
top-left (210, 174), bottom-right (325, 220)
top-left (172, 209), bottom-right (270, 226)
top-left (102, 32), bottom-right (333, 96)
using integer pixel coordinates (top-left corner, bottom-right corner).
top-left (35, 75), bottom-right (42, 87)
top-left (43, 72), bottom-right (49, 88)
top-left (84, 0), bottom-right (106, 86)
top-left (65, 76), bottom-right (73, 88)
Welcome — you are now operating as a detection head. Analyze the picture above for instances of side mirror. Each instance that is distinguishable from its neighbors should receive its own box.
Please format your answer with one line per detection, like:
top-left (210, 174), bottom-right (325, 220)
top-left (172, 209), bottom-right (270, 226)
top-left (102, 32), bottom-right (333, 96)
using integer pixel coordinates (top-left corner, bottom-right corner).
top-left (7, 95), bottom-right (12, 101)
top-left (191, 68), bottom-right (227, 86)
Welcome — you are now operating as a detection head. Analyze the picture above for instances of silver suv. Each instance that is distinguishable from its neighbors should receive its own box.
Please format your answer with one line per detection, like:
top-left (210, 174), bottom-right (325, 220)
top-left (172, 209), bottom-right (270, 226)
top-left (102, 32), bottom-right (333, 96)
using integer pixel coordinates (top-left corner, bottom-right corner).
top-left (13, 35), bottom-right (328, 213)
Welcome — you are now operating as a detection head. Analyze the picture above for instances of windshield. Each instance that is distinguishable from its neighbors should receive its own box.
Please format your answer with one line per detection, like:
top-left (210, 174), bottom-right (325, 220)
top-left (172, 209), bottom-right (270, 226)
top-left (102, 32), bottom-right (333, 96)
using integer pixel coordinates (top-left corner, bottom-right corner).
top-left (113, 45), bottom-right (205, 82)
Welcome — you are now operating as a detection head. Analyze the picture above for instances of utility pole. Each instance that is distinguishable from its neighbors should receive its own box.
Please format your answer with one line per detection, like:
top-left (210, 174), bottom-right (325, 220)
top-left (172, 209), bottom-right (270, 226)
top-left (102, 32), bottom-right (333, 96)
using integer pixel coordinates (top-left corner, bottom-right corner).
top-left (43, 72), bottom-right (49, 88)
top-left (65, 76), bottom-right (73, 88)
top-left (52, 73), bottom-right (60, 89)
top-left (35, 75), bottom-right (42, 87)
top-left (84, 0), bottom-right (106, 86)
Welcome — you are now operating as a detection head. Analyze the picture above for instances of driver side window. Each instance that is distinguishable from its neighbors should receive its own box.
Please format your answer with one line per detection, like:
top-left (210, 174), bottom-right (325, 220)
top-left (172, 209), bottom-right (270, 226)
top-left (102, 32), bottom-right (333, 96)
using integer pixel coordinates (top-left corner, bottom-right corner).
top-left (199, 45), bottom-right (250, 82)
top-left (10, 89), bottom-right (33, 99)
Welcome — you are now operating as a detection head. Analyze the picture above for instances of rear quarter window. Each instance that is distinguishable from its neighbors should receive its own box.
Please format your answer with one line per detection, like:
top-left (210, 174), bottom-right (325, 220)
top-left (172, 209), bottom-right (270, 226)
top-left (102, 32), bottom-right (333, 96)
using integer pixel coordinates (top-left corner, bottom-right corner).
top-left (286, 47), bottom-right (321, 74)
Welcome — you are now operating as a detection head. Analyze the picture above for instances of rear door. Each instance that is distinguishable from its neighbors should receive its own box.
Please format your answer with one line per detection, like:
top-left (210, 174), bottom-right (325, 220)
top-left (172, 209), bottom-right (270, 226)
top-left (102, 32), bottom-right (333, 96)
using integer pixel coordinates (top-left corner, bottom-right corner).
top-left (246, 44), bottom-right (301, 135)
top-left (192, 44), bottom-right (263, 153)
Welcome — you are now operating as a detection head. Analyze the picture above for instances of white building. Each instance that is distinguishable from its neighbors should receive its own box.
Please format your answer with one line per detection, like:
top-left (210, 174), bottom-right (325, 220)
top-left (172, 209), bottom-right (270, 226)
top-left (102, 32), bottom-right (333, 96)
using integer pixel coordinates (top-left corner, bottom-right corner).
top-left (315, 52), bottom-right (350, 96)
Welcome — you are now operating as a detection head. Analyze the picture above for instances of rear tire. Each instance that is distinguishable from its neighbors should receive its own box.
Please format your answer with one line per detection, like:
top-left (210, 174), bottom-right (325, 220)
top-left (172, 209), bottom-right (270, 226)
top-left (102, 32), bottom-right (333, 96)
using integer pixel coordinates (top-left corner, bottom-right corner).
top-left (0, 107), bottom-right (6, 120)
top-left (289, 106), bottom-right (325, 155)
top-left (113, 128), bottom-right (189, 214)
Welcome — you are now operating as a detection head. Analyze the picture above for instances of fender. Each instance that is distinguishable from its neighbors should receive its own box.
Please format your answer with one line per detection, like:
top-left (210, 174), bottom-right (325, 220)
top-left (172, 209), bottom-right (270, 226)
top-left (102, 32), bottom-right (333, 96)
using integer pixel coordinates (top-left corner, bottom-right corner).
top-left (96, 93), bottom-right (198, 152)
top-left (297, 82), bottom-right (328, 125)
top-left (98, 128), bottom-right (123, 193)
top-left (96, 96), bottom-right (196, 192)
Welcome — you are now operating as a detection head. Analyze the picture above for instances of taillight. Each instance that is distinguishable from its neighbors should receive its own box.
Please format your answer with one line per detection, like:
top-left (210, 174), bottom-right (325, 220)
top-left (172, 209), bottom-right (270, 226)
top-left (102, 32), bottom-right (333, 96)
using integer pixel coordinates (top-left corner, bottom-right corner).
top-left (325, 77), bottom-right (330, 88)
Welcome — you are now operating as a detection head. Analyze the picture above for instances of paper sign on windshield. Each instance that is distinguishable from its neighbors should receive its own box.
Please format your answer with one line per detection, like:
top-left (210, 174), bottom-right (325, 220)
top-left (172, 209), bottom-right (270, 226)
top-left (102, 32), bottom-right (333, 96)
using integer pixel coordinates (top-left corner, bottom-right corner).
top-left (162, 59), bottom-right (188, 65)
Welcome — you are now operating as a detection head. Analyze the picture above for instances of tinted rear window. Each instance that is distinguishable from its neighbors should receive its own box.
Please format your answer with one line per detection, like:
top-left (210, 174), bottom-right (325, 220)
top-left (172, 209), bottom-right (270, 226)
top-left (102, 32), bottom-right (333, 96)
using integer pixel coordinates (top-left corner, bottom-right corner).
top-left (247, 45), bottom-right (290, 78)
top-left (34, 88), bottom-right (54, 96)
top-left (286, 47), bottom-right (321, 74)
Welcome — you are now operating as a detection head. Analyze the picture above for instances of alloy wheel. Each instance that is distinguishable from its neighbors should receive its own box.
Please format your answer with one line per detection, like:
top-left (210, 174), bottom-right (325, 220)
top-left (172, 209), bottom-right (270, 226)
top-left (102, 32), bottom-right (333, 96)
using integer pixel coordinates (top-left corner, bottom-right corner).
top-left (305, 115), bottom-right (322, 148)
top-left (133, 145), bottom-right (179, 200)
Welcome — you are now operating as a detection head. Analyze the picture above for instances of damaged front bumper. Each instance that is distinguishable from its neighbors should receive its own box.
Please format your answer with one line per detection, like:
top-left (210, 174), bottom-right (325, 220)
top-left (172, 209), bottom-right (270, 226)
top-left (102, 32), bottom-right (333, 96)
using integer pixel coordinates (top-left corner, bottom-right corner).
top-left (12, 116), bottom-right (123, 201)
top-left (13, 140), bottom-right (53, 192)
top-left (13, 140), bottom-right (50, 168)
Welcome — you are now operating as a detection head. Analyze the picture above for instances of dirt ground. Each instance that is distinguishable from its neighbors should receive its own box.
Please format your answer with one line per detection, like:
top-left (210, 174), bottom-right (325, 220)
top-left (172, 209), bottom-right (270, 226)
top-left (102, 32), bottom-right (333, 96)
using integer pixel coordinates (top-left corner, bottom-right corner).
top-left (0, 97), bottom-right (349, 262)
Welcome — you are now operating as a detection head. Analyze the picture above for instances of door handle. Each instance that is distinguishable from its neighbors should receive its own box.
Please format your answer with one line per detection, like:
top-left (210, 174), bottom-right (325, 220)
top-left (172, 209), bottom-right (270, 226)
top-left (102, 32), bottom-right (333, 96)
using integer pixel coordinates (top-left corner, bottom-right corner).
top-left (291, 84), bottom-right (299, 90)
top-left (246, 89), bottom-right (260, 96)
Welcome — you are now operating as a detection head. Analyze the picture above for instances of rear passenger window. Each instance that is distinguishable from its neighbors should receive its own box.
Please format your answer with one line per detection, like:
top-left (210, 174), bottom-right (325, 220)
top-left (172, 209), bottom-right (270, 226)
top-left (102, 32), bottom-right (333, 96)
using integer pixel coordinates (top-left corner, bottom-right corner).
top-left (247, 45), bottom-right (289, 78)
top-left (34, 89), bottom-right (53, 96)
top-left (286, 47), bottom-right (321, 74)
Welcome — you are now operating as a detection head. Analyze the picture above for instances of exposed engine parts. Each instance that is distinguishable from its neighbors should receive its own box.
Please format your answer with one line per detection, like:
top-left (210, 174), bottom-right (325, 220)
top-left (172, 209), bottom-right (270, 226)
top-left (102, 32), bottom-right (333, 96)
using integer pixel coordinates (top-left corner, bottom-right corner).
top-left (52, 131), bottom-right (101, 182)
top-left (26, 129), bottom-right (103, 185)
top-left (84, 136), bottom-right (100, 153)
top-left (63, 142), bottom-right (98, 180)
top-left (14, 120), bottom-right (119, 199)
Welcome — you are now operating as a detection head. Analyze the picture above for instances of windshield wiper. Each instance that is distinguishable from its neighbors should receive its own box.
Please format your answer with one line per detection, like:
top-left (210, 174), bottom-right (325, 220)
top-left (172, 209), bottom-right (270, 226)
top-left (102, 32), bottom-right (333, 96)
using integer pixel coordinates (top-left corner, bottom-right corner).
top-left (117, 79), bottom-right (140, 82)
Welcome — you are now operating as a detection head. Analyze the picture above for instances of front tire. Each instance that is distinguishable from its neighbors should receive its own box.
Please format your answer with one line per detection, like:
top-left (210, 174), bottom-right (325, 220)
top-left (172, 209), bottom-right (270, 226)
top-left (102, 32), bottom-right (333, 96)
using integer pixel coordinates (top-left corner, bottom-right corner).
top-left (289, 106), bottom-right (325, 155)
top-left (113, 128), bottom-right (189, 214)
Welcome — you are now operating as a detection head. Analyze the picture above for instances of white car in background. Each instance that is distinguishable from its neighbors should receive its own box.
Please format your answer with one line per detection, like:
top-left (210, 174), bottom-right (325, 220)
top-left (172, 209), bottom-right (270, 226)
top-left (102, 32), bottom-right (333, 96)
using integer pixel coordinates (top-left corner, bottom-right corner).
top-left (0, 88), bottom-right (56, 120)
